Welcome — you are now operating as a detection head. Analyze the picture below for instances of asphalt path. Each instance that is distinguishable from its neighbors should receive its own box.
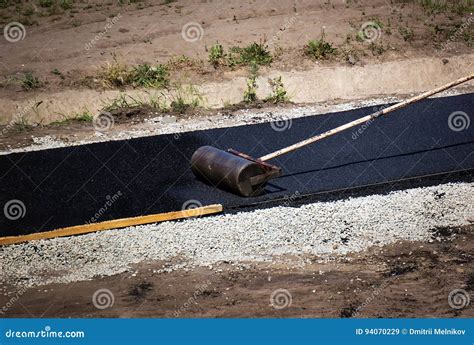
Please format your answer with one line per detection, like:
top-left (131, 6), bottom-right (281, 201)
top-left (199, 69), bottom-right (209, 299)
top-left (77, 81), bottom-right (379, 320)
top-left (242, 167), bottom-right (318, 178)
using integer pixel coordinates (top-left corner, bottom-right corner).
top-left (1, 93), bottom-right (473, 237)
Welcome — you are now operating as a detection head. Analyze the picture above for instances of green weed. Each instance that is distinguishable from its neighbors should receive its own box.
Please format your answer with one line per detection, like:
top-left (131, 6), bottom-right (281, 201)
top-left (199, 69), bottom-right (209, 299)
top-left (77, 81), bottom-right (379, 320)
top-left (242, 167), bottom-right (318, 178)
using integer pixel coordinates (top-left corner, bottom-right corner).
top-left (169, 84), bottom-right (204, 114)
top-left (399, 26), bottom-right (414, 41)
top-left (305, 29), bottom-right (337, 59)
top-left (167, 55), bottom-right (203, 70)
top-left (208, 42), bottom-right (225, 67)
top-left (52, 110), bottom-right (93, 125)
top-left (243, 62), bottom-right (259, 103)
top-left (99, 57), bottom-right (130, 88)
top-left (228, 41), bottom-right (273, 66)
top-left (266, 76), bottom-right (289, 104)
top-left (101, 93), bottom-right (145, 112)
top-left (130, 63), bottom-right (169, 88)
top-left (51, 68), bottom-right (65, 79)
top-left (369, 42), bottom-right (386, 55)
top-left (12, 115), bottom-right (32, 132)
top-left (418, 0), bottom-right (473, 14)
top-left (21, 72), bottom-right (41, 90)
top-left (60, 0), bottom-right (73, 10)
top-left (39, 0), bottom-right (53, 8)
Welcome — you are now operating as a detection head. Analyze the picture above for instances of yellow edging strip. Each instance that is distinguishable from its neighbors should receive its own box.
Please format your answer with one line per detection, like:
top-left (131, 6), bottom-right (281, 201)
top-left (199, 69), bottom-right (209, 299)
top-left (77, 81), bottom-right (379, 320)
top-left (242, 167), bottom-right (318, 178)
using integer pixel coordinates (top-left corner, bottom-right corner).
top-left (0, 204), bottom-right (223, 246)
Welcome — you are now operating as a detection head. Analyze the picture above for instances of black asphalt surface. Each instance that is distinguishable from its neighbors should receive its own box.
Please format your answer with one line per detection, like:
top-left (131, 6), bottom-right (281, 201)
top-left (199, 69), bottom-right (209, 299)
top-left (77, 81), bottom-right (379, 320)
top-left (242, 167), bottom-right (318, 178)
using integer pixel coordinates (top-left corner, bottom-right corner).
top-left (1, 93), bottom-right (473, 237)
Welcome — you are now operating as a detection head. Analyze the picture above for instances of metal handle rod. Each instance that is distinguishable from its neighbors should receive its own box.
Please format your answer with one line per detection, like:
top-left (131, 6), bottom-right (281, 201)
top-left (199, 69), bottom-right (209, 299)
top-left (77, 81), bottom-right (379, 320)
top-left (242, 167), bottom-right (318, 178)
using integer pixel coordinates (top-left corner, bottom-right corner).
top-left (259, 73), bottom-right (474, 162)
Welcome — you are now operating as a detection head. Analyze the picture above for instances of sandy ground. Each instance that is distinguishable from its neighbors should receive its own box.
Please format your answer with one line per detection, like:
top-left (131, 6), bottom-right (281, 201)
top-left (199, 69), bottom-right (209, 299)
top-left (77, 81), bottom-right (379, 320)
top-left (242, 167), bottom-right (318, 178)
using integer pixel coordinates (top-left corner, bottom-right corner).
top-left (1, 55), bottom-right (473, 127)
top-left (0, 0), bottom-right (473, 124)
top-left (0, 0), bottom-right (473, 319)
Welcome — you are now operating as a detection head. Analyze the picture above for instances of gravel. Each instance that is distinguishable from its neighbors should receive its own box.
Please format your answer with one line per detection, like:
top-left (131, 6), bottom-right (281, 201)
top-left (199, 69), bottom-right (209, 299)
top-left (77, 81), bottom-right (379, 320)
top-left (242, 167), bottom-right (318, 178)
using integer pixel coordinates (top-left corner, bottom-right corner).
top-left (1, 182), bottom-right (472, 289)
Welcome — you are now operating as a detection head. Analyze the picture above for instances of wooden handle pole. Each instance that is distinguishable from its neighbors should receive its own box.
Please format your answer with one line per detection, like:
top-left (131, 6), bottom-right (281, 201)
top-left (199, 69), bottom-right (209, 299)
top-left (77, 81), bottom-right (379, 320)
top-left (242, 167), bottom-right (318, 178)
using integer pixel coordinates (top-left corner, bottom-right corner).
top-left (259, 74), bottom-right (474, 162)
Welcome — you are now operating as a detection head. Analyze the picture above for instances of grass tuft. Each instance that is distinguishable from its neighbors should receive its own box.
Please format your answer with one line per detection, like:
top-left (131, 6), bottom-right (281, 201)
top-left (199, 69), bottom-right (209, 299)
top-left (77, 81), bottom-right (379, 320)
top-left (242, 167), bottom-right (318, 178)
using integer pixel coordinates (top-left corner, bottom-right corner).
top-left (21, 72), bottom-right (41, 90)
top-left (305, 29), bottom-right (337, 59)
top-left (99, 56), bottom-right (170, 89)
top-left (243, 62), bottom-right (259, 103)
top-left (166, 55), bottom-right (203, 70)
top-left (74, 110), bottom-right (94, 122)
top-left (418, 0), bottom-right (473, 14)
top-left (228, 41), bottom-right (273, 66)
top-left (130, 63), bottom-right (169, 88)
top-left (101, 93), bottom-right (147, 112)
top-left (51, 110), bottom-right (93, 125)
top-left (60, 0), bottom-right (73, 10)
top-left (39, 0), bottom-right (53, 8)
top-left (266, 76), bottom-right (289, 104)
top-left (399, 26), bottom-right (414, 41)
top-left (207, 41), bottom-right (273, 68)
top-left (13, 115), bottom-right (32, 132)
top-left (208, 42), bottom-right (225, 67)
top-left (169, 84), bottom-right (205, 114)
top-left (99, 57), bottom-right (129, 88)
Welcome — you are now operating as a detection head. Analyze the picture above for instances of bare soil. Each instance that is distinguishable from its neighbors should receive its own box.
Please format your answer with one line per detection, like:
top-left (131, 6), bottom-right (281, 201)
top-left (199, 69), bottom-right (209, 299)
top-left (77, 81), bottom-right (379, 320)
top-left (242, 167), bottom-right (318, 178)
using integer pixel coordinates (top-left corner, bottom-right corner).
top-left (1, 0), bottom-right (472, 83)
top-left (2, 225), bottom-right (472, 318)
top-left (0, 0), bottom-right (472, 126)
top-left (0, 0), bottom-right (473, 319)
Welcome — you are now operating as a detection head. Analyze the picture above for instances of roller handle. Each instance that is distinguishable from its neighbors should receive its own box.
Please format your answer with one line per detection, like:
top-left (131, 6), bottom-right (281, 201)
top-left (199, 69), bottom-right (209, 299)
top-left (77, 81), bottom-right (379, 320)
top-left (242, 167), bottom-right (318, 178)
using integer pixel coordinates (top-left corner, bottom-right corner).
top-left (259, 73), bottom-right (474, 162)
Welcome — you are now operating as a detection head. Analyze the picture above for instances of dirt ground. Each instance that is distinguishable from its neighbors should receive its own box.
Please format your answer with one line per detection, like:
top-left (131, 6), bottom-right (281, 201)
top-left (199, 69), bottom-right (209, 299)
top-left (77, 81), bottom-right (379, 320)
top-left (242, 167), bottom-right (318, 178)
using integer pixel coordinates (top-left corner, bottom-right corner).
top-left (0, 0), bottom-right (473, 126)
top-left (1, 224), bottom-right (472, 318)
top-left (1, 0), bottom-right (472, 81)
top-left (0, 0), bottom-right (473, 319)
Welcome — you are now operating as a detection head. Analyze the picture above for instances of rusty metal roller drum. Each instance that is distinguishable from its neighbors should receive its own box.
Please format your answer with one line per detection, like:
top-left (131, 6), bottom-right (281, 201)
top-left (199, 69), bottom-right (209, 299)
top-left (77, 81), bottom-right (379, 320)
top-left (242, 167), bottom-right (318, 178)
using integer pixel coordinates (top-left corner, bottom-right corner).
top-left (191, 146), bottom-right (281, 197)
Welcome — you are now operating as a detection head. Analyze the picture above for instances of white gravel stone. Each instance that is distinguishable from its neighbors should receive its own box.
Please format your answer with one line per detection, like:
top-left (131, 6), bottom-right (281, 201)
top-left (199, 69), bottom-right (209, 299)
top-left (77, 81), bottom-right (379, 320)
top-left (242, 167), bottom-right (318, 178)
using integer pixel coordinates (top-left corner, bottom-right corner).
top-left (0, 182), bottom-right (472, 289)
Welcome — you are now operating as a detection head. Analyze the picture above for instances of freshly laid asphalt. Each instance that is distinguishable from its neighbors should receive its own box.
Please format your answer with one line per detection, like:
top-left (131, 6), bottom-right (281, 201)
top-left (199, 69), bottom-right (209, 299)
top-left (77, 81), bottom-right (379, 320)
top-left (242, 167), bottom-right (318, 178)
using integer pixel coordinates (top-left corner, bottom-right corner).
top-left (0, 93), bottom-right (473, 237)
